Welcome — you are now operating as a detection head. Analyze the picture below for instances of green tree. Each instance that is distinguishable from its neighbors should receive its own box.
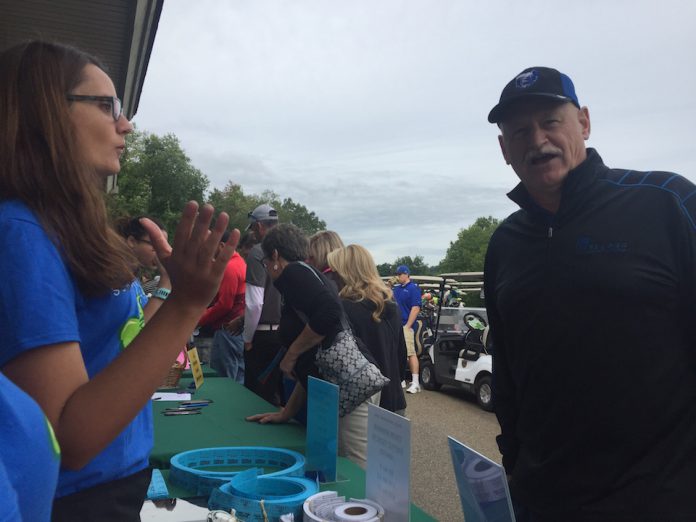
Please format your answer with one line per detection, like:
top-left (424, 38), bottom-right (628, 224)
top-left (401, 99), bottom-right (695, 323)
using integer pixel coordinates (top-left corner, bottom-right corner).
top-left (207, 185), bottom-right (326, 236)
top-left (376, 263), bottom-right (393, 277)
top-left (208, 182), bottom-right (255, 233)
top-left (111, 129), bottom-right (326, 238)
top-left (277, 197), bottom-right (326, 235)
top-left (438, 216), bottom-right (501, 273)
top-left (377, 255), bottom-right (431, 277)
top-left (108, 130), bottom-right (209, 232)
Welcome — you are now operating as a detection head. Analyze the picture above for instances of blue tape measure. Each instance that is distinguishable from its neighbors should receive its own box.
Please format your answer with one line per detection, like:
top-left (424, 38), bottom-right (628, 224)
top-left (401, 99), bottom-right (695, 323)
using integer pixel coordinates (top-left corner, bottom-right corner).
top-left (146, 469), bottom-right (170, 500)
top-left (208, 468), bottom-right (319, 521)
top-left (169, 446), bottom-right (305, 496)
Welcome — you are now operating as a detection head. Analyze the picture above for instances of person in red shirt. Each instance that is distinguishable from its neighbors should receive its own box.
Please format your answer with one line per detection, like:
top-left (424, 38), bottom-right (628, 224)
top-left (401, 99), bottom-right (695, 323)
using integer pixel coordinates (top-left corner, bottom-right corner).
top-left (198, 231), bottom-right (247, 381)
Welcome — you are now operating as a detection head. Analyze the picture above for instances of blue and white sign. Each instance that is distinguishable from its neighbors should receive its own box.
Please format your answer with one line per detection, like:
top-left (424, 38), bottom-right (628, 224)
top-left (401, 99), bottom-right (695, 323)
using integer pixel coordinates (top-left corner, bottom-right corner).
top-left (366, 403), bottom-right (411, 521)
top-left (306, 376), bottom-right (339, 482)
top-left (448, 436), bottom-right (515, 522)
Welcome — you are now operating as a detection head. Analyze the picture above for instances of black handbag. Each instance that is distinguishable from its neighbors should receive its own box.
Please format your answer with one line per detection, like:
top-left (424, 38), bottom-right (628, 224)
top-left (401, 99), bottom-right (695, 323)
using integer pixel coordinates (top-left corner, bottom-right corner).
top-left (293, 262), bottom-right (389, 417)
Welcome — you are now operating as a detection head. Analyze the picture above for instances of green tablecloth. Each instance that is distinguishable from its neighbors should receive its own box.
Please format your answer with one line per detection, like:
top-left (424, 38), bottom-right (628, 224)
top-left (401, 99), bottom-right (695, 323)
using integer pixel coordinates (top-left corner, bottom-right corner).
top-left (181, 364), bottom-right (219, 379)
top-left (151, 377), bottom-right (435, 521)
top-left (151, 378), bottom-right (306, 468)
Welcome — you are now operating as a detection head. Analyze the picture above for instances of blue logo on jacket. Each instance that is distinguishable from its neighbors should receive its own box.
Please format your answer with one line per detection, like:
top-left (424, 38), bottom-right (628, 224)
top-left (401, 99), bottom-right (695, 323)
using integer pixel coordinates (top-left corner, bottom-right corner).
top-left (576, 236), bottom-right (628, 254)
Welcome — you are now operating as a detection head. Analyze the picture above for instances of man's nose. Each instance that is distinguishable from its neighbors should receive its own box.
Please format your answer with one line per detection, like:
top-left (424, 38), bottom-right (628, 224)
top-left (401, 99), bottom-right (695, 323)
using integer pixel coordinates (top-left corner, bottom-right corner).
top-left (528, 124), bottom-right (548, 147)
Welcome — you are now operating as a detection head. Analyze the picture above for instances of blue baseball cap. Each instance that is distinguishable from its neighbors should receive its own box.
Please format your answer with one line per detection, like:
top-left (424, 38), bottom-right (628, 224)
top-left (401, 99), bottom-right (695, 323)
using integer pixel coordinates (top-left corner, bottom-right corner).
top-left (396, 265), bottom-right (410, 275)
top-left (488, 66), bottom-right (580, 124)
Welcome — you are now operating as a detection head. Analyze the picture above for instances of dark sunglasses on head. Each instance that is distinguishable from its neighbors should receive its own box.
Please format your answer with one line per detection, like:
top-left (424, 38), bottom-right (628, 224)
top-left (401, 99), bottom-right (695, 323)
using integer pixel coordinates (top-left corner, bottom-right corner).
top-left (66, 94), bottom-right (123, 121)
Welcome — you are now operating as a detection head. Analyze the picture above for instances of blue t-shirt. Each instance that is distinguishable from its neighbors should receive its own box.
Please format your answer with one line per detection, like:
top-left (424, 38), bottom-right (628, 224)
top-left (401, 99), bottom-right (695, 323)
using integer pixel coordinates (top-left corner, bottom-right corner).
top-left (393, 281), bottom-right (422, 327)
top-left (0, 201), bottom-right (153, 498)
top-left (0, 372), bottom-right (60, 521)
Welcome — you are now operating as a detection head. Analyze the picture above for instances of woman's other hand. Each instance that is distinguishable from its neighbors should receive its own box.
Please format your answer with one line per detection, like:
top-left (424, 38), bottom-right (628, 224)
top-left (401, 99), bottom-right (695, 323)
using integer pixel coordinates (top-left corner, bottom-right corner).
top-left (279, 350), bottom-right (299, 379)
top-left (246, 409), bottom-right (290, 424)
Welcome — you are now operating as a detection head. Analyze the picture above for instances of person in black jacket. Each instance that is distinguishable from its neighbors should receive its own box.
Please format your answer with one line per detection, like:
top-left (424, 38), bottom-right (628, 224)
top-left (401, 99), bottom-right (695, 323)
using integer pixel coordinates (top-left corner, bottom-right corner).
top-left (245, 224), bottom-right (379, 468)
top-left (327, 244), bottom-right (408, 415)
top-left (485, 66), bottom-right (696, 521)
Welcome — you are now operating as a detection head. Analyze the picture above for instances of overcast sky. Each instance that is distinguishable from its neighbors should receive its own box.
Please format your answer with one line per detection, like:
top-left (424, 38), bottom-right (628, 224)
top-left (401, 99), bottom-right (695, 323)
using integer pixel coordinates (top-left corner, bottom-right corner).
top-left (133, 0), bottom-right (696, 265)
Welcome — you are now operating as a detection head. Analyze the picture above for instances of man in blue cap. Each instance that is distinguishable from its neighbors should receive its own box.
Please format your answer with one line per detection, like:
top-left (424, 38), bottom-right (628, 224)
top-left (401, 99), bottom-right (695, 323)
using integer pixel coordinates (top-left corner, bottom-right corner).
top-left (392, 265), bottom-right (422, 393)
top-left (484, 67), bottom-right (696, 520)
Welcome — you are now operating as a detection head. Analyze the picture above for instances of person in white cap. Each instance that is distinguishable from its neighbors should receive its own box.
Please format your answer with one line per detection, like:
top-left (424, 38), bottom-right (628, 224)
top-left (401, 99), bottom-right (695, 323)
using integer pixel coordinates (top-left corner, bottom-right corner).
top-left (241, 204), bottom-right (284, 405)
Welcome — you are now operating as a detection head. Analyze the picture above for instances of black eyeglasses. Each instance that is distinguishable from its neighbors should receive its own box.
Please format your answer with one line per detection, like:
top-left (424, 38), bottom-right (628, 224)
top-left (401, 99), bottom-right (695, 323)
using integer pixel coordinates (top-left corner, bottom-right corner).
top-left (66, 94), bottom-right (123, 121)
top-left (137, 238), bottom-right (153, 246)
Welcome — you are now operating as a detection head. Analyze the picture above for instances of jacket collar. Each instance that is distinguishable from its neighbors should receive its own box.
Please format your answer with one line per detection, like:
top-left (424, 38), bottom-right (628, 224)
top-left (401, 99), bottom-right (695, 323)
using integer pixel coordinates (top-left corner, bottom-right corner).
top-left (507, 148), bottom-right (606, 219)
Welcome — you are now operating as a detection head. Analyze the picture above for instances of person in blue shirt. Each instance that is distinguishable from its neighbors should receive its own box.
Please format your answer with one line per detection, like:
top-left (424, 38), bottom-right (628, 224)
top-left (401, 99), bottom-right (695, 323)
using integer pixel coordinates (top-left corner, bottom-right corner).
top-left (0, 41), bottom-right (238, 521)
top-left (0, 372), bottom-right (60, 521)
top-left (392, 265), bottom-right (422, 393)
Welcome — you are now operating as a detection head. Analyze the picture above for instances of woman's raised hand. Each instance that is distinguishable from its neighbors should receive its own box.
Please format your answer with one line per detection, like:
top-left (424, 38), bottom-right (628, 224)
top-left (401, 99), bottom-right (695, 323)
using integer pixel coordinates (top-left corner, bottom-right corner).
top-left (141, 202), bottom-right (239, 310)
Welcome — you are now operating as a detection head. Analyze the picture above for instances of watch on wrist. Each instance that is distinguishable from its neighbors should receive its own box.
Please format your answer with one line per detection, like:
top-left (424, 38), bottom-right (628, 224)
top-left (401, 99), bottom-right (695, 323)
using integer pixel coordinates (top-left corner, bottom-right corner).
top-left (152, 287), bottom-right (170, 301)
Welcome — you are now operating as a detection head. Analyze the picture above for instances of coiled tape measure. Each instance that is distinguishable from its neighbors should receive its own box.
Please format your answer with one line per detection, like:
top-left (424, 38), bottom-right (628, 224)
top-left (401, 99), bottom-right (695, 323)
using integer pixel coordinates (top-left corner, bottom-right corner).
top-left (169, 446), bottom-right (306, 496)
top-left (209, 467), bottom-right (319, 521)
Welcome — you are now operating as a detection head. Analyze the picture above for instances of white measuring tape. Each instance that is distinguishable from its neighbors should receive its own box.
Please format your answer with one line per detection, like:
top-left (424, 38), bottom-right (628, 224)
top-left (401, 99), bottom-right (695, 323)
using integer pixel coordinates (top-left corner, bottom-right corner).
top-left (169, 446), bottom-right (305, 496)
top-left (303, 491), bottom-right (384, 522)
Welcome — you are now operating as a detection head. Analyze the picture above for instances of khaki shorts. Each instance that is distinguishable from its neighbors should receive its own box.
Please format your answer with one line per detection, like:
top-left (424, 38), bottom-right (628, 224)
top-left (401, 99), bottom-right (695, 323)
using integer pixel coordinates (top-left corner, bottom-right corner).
top-left (403, 325), bottom-right (416, 357)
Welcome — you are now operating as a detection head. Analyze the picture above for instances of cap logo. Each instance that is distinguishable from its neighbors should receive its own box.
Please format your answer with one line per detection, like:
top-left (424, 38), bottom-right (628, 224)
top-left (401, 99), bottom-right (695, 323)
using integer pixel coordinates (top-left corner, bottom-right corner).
top-left (515, 70), bottom-right (539, 89)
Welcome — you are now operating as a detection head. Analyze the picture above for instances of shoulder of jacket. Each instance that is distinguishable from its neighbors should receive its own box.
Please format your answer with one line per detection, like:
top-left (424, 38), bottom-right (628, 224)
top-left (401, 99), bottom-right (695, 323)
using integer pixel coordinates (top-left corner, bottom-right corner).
top-left (601, 168), bottom-right (696, 227)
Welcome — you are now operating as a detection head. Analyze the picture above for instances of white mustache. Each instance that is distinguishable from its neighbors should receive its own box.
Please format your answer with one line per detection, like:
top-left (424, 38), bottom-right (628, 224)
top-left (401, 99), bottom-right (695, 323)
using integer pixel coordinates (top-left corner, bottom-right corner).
top-left (525, 146), bottom-right (562, 163)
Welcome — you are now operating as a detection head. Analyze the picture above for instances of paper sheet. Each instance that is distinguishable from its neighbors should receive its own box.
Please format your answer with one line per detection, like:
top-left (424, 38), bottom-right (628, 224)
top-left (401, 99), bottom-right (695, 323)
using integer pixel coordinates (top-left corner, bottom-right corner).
top-left (152, 392), bottom-right (192, 401)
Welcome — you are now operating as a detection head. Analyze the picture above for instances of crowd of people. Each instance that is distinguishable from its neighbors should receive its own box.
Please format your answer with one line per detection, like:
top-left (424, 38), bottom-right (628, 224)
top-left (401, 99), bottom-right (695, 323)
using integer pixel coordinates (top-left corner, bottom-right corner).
top-left (0, 40), bottom-right (414, 518)
top-left (2, 37), bottom-right (695, 522)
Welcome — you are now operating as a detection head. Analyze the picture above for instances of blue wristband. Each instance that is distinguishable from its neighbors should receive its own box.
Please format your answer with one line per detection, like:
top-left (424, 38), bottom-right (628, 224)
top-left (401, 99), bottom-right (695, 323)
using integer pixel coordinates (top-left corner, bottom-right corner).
top-left (152, 287), bottom-right (170, 300)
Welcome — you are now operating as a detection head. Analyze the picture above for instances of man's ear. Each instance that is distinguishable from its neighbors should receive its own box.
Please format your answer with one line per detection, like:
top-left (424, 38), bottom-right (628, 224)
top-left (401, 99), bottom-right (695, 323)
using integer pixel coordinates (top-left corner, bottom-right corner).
top-left (579, 106), bottom-right (591, 140)
top-left (498, 134), bottom-right (511, 165)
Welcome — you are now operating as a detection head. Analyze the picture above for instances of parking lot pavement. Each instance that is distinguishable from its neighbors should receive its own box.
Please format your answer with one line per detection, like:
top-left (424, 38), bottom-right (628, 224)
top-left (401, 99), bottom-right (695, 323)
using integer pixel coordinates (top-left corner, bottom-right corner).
top-left (405, 385), bottom-right (502, 522)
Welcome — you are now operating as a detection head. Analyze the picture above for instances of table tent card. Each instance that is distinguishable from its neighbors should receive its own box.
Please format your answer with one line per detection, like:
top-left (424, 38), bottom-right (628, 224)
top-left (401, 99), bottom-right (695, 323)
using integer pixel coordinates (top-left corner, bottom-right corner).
top-left (306, 376), bottom-right (339, 482)
top-left (366, 403), bottom-right (411, 521)
top-left (448, 436), bottom-right (515, 522)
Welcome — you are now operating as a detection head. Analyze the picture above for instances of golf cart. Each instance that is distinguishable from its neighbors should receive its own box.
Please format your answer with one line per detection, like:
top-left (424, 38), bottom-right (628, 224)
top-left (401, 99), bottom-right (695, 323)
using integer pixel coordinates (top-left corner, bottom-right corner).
top-left (415, 273), bottom-right (495, 412)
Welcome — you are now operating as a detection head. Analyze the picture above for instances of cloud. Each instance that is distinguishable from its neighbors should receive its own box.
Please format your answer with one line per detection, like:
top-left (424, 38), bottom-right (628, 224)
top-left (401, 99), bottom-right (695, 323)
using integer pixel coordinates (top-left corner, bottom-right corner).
top-left (134, 0), bottom-right (696, 265)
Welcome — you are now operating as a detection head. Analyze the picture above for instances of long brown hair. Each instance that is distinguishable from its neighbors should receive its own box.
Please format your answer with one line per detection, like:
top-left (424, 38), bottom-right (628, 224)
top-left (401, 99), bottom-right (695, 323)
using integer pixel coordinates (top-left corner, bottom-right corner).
top-left (0, 41), bottom-right (135, 296)
top-left (327, 244), bottom-right (394, 322)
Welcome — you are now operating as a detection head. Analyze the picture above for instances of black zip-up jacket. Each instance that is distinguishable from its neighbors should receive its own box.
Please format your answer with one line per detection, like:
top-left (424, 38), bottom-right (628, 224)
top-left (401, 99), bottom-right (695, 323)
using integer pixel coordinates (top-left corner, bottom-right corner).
top-left (484, 149), bottom-right (696, 520)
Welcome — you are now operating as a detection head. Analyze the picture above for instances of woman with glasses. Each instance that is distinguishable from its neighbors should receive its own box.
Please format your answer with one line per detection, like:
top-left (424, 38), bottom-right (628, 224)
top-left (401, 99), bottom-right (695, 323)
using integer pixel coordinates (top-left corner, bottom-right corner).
top-left (246, 224), bottom-right (379, 468)
top-left (0, 41), bottom-right (236, 521)
top-left (327, 245), bottom-right (408, 416)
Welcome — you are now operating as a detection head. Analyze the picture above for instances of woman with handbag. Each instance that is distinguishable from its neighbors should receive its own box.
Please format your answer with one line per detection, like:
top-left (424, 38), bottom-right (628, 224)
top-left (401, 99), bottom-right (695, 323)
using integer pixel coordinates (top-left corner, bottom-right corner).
top-left (0, 41), bottom-right (237, 520)
top-left (246, 224), bottom-right (386, 468)
top-left (327, 245), bottom-right (408, 416)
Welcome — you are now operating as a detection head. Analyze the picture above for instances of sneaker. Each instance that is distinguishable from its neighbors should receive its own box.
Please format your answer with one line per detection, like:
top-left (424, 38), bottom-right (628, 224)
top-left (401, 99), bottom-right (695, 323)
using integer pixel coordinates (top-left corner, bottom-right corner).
top-left (406, 384), bottom-right (421, 394)
top-left (401, 380), bottom-right (407, 388)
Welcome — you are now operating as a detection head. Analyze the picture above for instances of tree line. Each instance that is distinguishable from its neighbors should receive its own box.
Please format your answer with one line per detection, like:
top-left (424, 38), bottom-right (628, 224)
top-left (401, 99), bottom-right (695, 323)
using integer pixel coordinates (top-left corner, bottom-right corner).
top-left (109, 129), bottom-right (501, 286)
top-left (108, 129), bottom-right (326, 236)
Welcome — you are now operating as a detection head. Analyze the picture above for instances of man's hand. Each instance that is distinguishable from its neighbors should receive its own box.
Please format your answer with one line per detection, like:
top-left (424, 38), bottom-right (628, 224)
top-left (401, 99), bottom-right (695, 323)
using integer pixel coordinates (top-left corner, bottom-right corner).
top-left (244, 342), bottom-right (253, 352)
top-left (225, 316), bottom-right (244, 335)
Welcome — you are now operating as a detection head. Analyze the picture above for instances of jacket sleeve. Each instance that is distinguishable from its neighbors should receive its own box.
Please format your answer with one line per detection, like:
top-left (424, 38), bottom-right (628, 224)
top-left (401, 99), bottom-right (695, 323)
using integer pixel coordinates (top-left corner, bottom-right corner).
top-left (283, 264), bottom-right (343, 336)
top-left (198, 264), bottom-right (238, 328)
top-left (484, 234), bottom-right (519, 474)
